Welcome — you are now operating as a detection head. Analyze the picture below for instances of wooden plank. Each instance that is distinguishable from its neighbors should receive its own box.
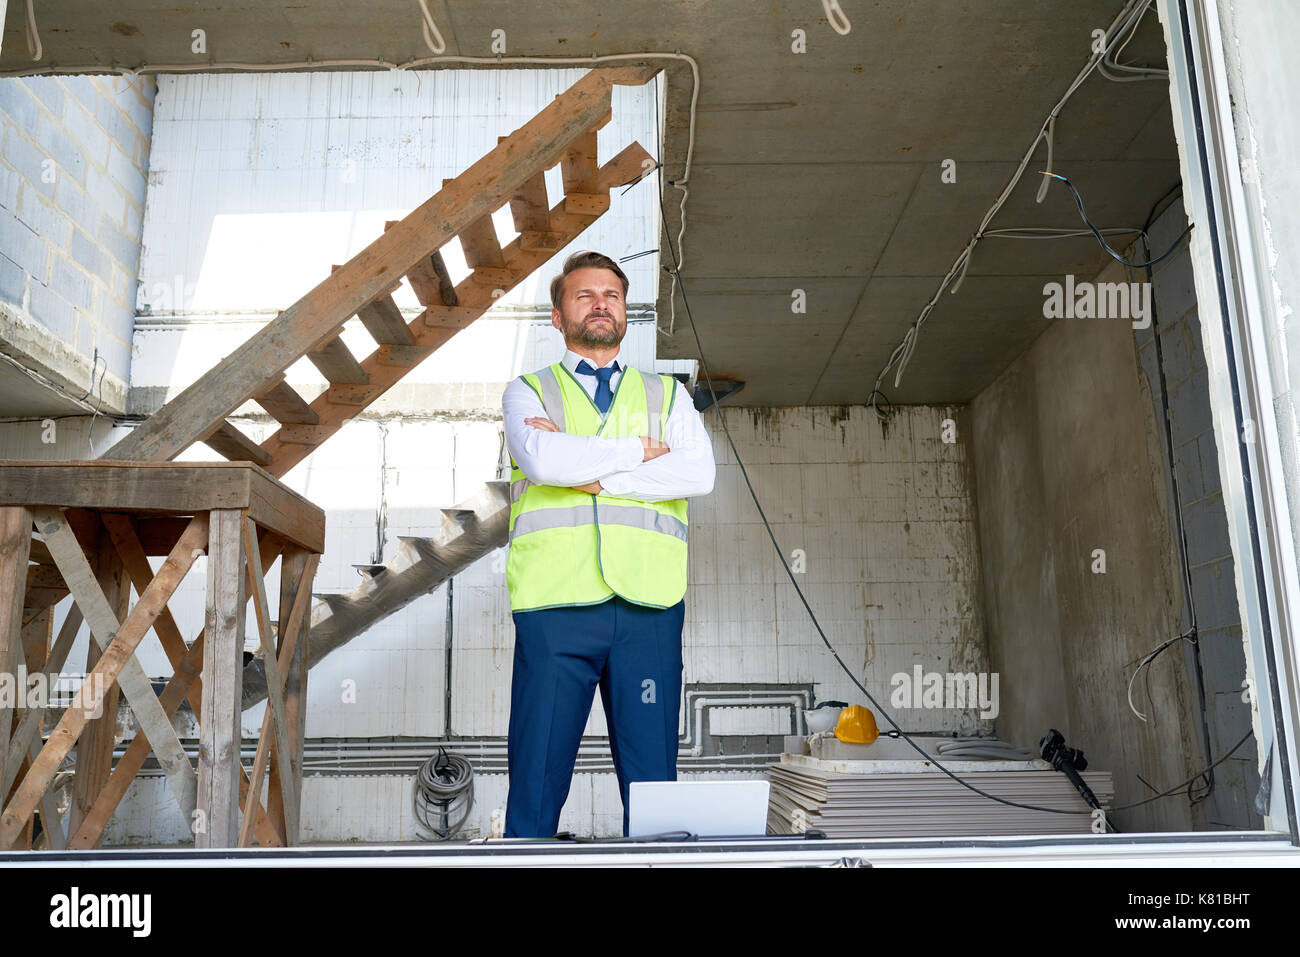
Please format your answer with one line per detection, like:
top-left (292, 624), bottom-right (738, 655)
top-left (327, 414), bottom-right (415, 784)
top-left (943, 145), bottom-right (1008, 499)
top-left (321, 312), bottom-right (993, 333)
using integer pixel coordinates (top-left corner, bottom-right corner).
top-left (428, 251), bottom-right (458, 307)
top-left (306, 336), bottom-right (370, 386)
top-left (25, 564), bottom-right (64, 591)
top-left (0, 507), bottom-right (32, 806)
top-left (356, 295), bottom-right (416, 347)
top-left (255, 379), bottom-right (319, 426)
top-left (27, 538), bottom-right (55, 565)
top-left (267, 549), bottom-right (318, 845)
top-left (596, 141), bottom-right (657, 191)
top-left (68, 532), bottom-right (286, 851)
top-left (101, 513), bottom-right (199, 698)
top-left (19, 610), bottom-right (55, 849)
top-left (2, 604), bottom-right (83, 799)
top-left (103, 69), bottom-right (623, 465)
top-left (509, 171), bottom-right (551, 233)
top-left (0, 509), bottom-right (205, 850)
top-left (467, 266), bottom-right (521, 288)
top-left (277, 425), bottom-right (334, 447)
top-left (519, 230), bottom-right (565, 253)
top-left (240, 516), bottom-right (298, 844)
top-left (197, 509), bottom-right (244, 848)
top-left (459, 214), bottom-right (505, 270)
top-left (323, 385), bottom-right (373, 406)
top-left (67, 547), bottom-right (127, 843)
top-left (0, 462), bottom-right (254, 511)
top-left (244, 472), bottom-right (325, 555)
top-left (560, 124), bottom-right (602, 196)
top-left (133, 515), bottom-right (202, 556)
top-left (202, 421), bottom-right (272, 467)
top-left (376, 344), bottom-right (430, 368)
top-left (563, 192), bottom-right (610, 217)
top-left (0, 463), bottom-right (325, 556)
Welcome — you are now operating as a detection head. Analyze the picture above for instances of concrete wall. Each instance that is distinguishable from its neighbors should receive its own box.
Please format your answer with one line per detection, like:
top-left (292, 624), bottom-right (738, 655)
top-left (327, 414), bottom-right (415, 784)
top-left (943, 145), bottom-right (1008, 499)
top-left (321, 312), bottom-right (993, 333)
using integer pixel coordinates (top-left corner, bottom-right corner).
top-left (0, 74), bottom-right (154, 410)
top-left (1134, 201), bottom-right (1260, 829)
top-left (970, 253), bottom-right (1208, 833)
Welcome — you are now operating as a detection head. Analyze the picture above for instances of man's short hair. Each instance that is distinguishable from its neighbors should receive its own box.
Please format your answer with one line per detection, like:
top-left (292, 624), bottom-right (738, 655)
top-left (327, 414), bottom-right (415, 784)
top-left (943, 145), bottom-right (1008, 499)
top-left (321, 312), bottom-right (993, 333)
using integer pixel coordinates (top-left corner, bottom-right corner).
top-left (549, 250), bottom-right (630, 308)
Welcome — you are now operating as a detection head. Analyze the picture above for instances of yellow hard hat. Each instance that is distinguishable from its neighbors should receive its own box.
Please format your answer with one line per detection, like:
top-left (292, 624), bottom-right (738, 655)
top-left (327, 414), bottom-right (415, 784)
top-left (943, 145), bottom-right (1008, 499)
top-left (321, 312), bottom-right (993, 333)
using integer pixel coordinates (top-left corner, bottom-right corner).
top-left (833, 705), bottom-right (880, 744)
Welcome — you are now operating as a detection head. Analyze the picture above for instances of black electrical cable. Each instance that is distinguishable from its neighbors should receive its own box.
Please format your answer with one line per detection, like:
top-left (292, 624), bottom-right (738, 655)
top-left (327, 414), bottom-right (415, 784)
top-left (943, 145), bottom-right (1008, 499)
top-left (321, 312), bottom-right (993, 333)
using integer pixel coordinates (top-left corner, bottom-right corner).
top-left (1136, 182), bottom-right (1218, 806)
top-left (643, 93), bottom-right (1246, 821)
top-left (1043, 171), bottom-right (1192, 267)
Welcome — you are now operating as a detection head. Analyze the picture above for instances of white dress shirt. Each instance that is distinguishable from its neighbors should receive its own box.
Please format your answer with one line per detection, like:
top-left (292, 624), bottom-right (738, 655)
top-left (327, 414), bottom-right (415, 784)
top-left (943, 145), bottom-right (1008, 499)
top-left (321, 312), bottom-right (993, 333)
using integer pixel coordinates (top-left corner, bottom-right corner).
top-left (502, 346), bottom-right (715, 503)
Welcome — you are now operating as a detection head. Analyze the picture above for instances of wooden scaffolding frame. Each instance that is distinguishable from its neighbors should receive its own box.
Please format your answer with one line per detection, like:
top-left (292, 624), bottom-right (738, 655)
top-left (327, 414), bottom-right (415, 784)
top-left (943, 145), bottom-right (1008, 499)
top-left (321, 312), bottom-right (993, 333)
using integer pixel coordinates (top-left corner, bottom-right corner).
top-left (0, 461), bottom-right (324, 849)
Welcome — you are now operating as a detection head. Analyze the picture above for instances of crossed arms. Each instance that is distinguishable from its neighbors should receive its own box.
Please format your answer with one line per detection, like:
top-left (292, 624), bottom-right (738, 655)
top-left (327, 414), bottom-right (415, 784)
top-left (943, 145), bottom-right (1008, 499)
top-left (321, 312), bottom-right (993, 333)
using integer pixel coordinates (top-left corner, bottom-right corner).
top-left (501, 377), bottom-right (716, 503)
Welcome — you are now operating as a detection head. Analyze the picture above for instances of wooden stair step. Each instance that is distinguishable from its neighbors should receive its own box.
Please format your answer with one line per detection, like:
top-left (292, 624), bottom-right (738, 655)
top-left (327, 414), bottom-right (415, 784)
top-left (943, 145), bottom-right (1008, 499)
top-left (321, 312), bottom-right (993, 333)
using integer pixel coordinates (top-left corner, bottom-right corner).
top-left (278, 425), bottom-right (334, 446)
top-left (356, 295), bottom-right (416, 347)
top-left (384, 220), bottom-right (459, 308)
top-left (563, 192), bottom-right (610, 217)
top-left (376, 344), bottom-right (430, 368)
top-left (307, 336), bottom-right (370, 385)
top-left (561, 125), bottom-right (601, 196)
top-left (458, 214), bottom-right (505, 270)
top-left (203, 421), bottom-right (272, 466)
top-left (323, 384), bottom-right (373, 406)
top-left (255, 379), bottom-right (319, 425)
top-left (510, 171), bottom-right (551, 233)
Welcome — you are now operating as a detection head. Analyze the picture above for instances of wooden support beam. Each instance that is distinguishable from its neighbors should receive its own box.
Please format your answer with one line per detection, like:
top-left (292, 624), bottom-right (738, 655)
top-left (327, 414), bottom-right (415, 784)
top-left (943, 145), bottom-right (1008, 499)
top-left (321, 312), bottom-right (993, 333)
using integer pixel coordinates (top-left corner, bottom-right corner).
top-left (0, 508), bottom-right (32, 819)
top-left (68, 532), bottom-right (286, 851)
top-left (0, 510), bottom-right (206, 850)
top-left (197, 509), bottom-right (244, 848)
top-left (67, 547), bottom-right (127, 843)
top-left (239, 516), bottom-right (297, 844)
top-left (2, 605), bottom-right (83, 799)
top-left (103, 68), bottom-right (625, 464)
top-left (255, 379), bottom-right (320, 426)
top-left (306, 336), bottom-right (370, 386)
top-left (203, 421), bottom-right (272, 467)
top-left (1, 463), bottom-right (325, 556)
top-left (101, 513), bottom-right (201, 707)
top-left (356, 295), bottom-right (417, 347)
top-left (266, 549), bottom-right (317, 845)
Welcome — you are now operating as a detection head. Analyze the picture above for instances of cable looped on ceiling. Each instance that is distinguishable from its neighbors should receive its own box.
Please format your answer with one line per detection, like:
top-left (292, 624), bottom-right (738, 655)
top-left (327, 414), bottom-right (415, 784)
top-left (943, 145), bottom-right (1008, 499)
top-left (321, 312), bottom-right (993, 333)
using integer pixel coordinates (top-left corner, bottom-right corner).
top-left (417, 0), bottom-right (447, 55)
top-left (822, 0), bottom-right (852, 36)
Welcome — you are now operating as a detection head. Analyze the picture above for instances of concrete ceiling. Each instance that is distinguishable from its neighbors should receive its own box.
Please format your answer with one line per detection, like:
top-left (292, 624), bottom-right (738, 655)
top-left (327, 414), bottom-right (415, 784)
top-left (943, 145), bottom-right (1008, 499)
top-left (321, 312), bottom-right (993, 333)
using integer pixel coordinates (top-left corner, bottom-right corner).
top-left (2, 1), bottom-right (1181, 407)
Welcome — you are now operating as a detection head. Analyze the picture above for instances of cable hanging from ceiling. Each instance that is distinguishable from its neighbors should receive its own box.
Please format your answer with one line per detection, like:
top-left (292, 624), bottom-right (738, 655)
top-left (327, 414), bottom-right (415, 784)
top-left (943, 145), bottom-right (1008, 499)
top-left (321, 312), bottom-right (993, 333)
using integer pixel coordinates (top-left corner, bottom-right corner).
top-left (868, 0), bottom-right (1173, 420)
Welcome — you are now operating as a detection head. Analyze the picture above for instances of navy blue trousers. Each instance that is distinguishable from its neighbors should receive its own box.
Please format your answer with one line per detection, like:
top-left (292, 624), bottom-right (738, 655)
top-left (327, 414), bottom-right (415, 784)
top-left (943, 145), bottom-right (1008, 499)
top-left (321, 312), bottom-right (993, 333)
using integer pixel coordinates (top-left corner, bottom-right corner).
top-left (505, 594), bottom-right (685, 838)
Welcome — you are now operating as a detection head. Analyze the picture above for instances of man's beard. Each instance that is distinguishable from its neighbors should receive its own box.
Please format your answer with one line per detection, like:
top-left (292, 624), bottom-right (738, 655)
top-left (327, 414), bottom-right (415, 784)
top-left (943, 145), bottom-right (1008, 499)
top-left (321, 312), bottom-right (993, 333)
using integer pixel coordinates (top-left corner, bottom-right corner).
top-left (567, 313), bottom-right (621, 346)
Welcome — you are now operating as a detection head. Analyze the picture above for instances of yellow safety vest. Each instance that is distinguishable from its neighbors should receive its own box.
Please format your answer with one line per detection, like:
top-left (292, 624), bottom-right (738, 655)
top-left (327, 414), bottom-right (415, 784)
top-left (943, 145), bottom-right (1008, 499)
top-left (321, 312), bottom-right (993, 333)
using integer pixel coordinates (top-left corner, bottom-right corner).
top-left (506, 362), bottom-right (689, 612)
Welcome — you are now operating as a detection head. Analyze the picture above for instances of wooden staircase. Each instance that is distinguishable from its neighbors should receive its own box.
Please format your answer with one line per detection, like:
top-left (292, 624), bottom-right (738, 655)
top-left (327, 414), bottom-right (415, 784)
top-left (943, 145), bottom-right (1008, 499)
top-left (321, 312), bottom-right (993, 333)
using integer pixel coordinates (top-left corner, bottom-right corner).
top-left (105, 64), bottom-right (661, 475)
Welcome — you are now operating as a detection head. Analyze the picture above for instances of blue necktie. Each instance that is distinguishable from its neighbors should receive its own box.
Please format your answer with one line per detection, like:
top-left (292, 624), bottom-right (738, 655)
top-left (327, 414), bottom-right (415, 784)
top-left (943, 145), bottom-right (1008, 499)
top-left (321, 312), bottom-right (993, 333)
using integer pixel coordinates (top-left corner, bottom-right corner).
top-left (575, 359), bottom-right (618, 413)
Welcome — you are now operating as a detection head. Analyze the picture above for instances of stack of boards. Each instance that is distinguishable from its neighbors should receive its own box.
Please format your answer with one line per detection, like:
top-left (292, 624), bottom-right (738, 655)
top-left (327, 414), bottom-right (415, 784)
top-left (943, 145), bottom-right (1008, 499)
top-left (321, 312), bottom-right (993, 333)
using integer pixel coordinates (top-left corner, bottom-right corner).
top-left (767, 754), bottom-right (1114, 837)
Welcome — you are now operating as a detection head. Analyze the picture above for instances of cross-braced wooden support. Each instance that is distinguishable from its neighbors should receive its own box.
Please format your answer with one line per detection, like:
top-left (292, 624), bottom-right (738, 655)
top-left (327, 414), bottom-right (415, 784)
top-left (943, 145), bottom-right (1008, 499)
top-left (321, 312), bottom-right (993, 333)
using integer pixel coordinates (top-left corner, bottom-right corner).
top-left (0, 461), bottom-right (323, 850)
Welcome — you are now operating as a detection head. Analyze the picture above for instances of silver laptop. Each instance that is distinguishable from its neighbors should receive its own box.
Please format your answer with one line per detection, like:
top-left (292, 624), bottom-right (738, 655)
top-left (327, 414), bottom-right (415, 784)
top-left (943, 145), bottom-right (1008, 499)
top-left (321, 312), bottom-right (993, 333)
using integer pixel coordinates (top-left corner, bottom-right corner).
top-left (628, 780), bottom-right (771, 837)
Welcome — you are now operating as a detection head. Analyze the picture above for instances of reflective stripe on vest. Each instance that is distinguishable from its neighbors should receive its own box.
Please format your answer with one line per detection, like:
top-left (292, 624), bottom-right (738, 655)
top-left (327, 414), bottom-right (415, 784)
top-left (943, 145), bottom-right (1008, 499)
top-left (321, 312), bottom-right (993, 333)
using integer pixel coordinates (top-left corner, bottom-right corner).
top-left (506, 362), bottom-right (688, 612)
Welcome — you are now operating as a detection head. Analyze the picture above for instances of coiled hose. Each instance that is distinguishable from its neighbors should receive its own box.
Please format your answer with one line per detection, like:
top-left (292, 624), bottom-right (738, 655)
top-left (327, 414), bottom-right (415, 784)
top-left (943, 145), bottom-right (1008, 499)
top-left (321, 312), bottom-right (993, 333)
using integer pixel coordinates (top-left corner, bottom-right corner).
top-left (413, 747), bottom-right (474, 840)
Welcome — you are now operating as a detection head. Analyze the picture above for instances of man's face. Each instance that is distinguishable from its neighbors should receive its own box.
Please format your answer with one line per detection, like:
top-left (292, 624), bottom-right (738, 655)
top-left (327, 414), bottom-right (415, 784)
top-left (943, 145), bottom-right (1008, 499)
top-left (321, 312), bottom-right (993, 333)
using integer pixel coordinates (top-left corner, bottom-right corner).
top-left (551, 266), bottom-right (627, 347)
